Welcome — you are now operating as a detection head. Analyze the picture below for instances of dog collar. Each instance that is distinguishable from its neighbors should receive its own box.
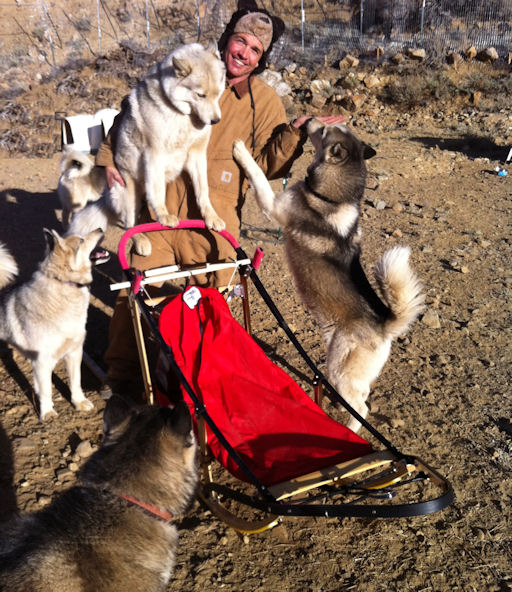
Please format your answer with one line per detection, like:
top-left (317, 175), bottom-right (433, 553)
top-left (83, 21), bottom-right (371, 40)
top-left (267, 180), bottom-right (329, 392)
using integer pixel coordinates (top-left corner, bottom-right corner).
top-left (50, 275), bottom-right (91, 288)
top-left (65, 281), bottom-right (91, 288)
top-left (304, 176), bottom-right (338, 204)
top-left (116, 493), bottom-right (174, 522)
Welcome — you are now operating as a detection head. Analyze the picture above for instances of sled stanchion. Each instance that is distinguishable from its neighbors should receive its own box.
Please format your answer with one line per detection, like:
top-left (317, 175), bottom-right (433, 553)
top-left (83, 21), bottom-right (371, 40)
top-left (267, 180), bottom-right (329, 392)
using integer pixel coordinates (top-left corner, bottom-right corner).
top-left (128, 294), bottom-right (154, 404)
top-left (240, 274), bottom-right (252, 335)
top-left (313, 375), bottom-right (323, 408)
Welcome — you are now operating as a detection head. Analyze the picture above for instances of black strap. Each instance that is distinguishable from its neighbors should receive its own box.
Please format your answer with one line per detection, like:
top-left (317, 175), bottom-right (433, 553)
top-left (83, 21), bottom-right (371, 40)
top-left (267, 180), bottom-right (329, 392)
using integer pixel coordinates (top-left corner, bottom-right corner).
top-left (203, 481), bottom-right (454, 519)
top-left (247, 76), bottom-right (256, 155)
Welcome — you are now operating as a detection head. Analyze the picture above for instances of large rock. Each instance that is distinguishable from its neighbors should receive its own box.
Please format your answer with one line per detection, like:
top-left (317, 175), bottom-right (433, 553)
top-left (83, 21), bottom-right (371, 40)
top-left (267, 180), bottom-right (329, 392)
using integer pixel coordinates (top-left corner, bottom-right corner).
top-left (259, 69), bottom-right (292, 97)
top-left (476, 47), bottom-right (499, 63)
top-left (465, 46), bottom-right (477, 60)
top-left (407, 48), bottom-right (426, 61)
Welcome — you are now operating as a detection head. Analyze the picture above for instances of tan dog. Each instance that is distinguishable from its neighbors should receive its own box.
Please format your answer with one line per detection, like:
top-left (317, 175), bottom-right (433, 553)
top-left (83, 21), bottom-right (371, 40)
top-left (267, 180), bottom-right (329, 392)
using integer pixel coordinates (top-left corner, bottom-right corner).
top-left (233, 120), bottom-right (424, 432)
top-left (57, 147), bottom-right (106, 227)
top-left (69, 42), bottom-right (226, 256)
top-left (0, 228), bottom-right (108, 420)
top-left (0, 396), bottom-right (198, 591)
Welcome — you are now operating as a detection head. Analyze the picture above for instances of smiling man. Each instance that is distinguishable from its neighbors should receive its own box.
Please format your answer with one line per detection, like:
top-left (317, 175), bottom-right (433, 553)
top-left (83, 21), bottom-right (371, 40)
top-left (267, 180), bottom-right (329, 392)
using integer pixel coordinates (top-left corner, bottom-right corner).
top-left (223, 12), bottom-right (272, 84)
top-left (96, 3), bottom-right (345, 400)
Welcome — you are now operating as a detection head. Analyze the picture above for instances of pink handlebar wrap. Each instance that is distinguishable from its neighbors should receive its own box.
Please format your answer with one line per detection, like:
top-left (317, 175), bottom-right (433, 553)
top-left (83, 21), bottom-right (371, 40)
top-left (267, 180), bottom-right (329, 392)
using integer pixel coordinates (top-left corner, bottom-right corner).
top-left (117, 221), bottom-right (242, 271)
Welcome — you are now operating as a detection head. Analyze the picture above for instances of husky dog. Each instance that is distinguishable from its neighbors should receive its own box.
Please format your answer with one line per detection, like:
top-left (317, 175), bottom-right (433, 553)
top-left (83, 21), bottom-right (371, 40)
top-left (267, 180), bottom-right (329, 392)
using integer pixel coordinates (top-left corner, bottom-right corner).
top-left (233, 120), bottom-right (424, 432)
top-left (0, 228), bottom-right (108, 420)
top-left (57, 147), bottom-right (106, 227)
top-left (0, 396), bottom-right (198, 591)
top-left (69, 42), bottom-right (226, 256)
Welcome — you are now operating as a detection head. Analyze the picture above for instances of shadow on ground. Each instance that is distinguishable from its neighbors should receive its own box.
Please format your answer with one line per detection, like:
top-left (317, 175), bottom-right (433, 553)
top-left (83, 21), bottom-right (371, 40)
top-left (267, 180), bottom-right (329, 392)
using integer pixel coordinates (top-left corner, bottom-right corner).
top-left (410, 134), bottom-right (510, 162)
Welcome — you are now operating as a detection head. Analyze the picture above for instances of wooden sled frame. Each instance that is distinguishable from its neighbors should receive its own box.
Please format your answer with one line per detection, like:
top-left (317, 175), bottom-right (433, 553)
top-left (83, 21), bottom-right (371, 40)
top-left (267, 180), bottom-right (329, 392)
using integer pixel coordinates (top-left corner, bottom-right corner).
top-left (114, 222), bottom-right (454, 534)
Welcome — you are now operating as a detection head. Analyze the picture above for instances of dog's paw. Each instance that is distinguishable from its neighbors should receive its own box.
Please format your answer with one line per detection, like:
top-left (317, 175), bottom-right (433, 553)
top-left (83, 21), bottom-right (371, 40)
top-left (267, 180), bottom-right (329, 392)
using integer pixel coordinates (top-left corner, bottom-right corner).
top-left (205, 214), bottom-right (226, 232)
top-left (160, 214), bottom-right (179, 229)
top-left (232, 139), bottom-right (247, 163)
top-left (346, 416), bottom-right (363, 434)
top-left (74, 398), bottom-right (95, 413)
top-left (133, 234), bottom-right (152, 257)
top-left (40, 408), bottom-right (58, 422)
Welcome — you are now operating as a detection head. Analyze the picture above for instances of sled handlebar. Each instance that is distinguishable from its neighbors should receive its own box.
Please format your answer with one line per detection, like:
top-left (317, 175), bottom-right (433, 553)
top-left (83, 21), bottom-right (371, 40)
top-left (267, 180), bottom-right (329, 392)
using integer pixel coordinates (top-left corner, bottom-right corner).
top-left (117, 222), bottom-right (242, 271)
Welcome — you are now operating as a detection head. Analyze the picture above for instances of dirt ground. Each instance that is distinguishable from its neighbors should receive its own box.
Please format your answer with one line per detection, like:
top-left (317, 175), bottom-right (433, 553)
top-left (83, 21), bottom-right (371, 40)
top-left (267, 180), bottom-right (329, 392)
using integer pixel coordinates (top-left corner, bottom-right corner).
top-left (0, 50), bottom-right (512, 591)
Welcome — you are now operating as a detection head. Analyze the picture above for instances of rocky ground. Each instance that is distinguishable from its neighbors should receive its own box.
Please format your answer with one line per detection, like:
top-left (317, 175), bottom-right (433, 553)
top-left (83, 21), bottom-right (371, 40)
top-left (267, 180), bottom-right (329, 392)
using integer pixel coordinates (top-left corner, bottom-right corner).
top-left (0, 42), bottom-right (511, 591)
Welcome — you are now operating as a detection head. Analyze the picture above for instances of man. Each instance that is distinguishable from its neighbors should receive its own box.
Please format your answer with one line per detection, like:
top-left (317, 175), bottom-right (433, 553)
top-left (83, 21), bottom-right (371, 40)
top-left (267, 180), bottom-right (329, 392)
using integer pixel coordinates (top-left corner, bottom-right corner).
top-left (97, 5), bottom-right (344, 398)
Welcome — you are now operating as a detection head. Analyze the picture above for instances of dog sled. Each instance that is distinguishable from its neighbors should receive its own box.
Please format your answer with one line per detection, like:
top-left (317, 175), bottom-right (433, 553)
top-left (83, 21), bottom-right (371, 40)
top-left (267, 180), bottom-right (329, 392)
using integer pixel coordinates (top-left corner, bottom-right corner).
top-left (111, 222), bottom-right (454, 534)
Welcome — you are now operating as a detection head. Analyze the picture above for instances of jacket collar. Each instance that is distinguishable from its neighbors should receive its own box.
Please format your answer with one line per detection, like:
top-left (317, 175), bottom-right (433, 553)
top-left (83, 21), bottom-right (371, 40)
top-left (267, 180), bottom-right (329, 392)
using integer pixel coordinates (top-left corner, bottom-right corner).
top-left (229, 76), bottom-right (252, 99)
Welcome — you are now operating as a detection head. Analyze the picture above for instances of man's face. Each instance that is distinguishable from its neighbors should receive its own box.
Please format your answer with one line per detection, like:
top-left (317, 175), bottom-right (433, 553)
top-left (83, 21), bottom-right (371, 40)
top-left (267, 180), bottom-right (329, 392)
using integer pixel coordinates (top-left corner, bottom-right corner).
top-left (223, 32), bottom-right (264, 81)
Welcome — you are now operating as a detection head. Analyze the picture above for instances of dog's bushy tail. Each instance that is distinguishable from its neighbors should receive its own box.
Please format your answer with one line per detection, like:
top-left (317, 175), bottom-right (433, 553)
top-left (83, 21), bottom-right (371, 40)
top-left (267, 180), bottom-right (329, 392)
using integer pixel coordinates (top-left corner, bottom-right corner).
top-left (66, 197), bottom-right (115, 238)
top-left (0, 243), bottom-right (18, 289)
top-left (60, 148), bottom-right (94, 176)
top-left (374, 246), bottom-right (425, 339)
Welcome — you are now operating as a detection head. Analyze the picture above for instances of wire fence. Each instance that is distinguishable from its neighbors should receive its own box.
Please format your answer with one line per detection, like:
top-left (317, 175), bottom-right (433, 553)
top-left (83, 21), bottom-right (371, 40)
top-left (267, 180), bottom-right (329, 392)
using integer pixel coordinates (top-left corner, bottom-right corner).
top-left (1, 0), bottom-right (511, 76)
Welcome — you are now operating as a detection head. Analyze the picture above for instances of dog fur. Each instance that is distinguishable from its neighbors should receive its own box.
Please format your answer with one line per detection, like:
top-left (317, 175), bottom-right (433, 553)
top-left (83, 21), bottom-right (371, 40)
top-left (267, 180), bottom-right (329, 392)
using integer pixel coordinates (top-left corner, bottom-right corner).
top-left (233, 120), bottom-right (424, 432)
top-left (0, 228), bottom-right (106, 420)
top-left (0, 396), bottom-right (198, 592)
top-left (57, 147), bottom-right (106, 228)
top-left (69, 42), bottom-right (226, 255)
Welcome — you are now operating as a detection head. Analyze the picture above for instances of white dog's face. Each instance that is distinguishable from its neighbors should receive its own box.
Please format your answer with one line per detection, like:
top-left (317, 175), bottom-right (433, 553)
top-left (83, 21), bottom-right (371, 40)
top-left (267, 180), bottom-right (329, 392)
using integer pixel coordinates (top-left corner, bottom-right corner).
top-left (46, 227), bottom-right (104, 286)
top-left (168, 44), bottom-right (226, 125)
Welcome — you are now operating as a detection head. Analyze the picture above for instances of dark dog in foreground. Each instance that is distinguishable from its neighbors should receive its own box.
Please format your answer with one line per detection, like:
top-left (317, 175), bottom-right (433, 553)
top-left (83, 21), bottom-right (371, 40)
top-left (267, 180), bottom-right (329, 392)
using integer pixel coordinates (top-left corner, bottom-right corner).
top-left (0, 397), bottom-right (198, 591)
top-left (234, 120), bottom-right (424, 432)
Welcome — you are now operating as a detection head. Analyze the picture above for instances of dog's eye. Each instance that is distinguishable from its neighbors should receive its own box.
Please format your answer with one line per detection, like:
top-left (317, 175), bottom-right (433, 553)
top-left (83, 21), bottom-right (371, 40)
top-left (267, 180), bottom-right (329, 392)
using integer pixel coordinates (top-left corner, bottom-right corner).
top-left (195, 92), bottom-right (206, 98)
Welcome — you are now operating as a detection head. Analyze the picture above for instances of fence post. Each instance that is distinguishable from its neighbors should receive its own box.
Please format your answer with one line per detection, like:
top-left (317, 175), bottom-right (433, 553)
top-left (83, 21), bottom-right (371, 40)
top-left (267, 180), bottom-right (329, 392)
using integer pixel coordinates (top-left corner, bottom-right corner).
top-left (300, 0), bottom-right (305, 53)
top-left (40, 0), bottom-right (56, 70)
top-left (360, 0), bottom-right (364, 41)
top-left (195, 0), bottom-right (201, 41)
top-left (96, 0), bottom-right (101, 54)
top-left (145, 0), bottom-right (150, 47)
top-left (420, 0), bottom-right (426, 46)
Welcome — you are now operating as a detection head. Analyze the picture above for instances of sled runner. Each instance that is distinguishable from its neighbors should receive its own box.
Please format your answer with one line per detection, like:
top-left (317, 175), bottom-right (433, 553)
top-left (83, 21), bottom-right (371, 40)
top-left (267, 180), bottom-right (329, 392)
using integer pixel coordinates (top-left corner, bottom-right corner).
top-left (113, 222), bottom-right (454, 533)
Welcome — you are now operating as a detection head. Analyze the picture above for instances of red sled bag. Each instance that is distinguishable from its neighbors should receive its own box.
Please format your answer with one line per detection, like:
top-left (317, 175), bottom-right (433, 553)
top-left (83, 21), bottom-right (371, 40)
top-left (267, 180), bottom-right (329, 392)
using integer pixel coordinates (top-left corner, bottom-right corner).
top-left (157, 287), bottom-right (372, 486)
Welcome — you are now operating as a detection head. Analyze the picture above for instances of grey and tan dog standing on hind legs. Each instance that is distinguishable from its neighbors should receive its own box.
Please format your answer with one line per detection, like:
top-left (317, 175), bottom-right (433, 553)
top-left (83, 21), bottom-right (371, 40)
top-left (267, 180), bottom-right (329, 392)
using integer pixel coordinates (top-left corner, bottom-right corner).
top-left (233, 119), bottom-right (425, 432)
top-left (0, 227), bottom-right (109, 420)
top-left (0, 396), bottom-right (198, 592)
top-left (68, 42), bottom-right (226, 256)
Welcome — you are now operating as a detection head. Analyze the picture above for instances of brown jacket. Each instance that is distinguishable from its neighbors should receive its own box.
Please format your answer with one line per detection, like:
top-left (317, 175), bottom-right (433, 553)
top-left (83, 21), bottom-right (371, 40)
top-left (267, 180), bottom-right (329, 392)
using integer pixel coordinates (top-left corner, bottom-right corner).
top-left (96, 76), bottom-right (305, 285)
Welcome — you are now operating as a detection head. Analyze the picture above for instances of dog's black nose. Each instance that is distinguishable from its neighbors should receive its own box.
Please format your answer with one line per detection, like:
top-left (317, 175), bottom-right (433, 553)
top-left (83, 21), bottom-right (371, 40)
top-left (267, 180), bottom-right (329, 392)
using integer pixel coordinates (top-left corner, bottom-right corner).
top-left (211, 118), bottom-right (220, 125)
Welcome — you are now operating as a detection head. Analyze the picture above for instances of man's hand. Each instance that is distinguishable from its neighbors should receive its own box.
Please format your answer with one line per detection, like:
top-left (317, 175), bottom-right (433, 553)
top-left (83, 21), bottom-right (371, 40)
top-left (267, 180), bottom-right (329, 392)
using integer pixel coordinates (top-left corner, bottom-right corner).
top-left (292, 114), bottom-right (346, 129)
top-left (105, 166), bottom-right (125, 189)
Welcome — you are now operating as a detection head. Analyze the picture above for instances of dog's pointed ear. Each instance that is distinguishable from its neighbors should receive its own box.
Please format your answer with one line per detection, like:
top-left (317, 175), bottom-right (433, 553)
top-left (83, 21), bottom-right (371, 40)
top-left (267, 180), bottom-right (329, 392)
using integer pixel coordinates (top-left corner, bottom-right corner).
top-left (363, 143), bottom-right (376, 160)
top-left (172, 55), bottom-right (192, 78)
top-left (205, 39), bottom-right (220, 59)
top-left (43, 228), bottom-right (55, 252)
top-left (43, 228), bottom-right (63, 253)
top-left (327, 142), bottom-right (349, 163)
top-left (307, 118), bottom-right (325, 136)
top-left (168, 400), bottom-right (192, 437)
top-left (102, 394), bottom-right (133, 444)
